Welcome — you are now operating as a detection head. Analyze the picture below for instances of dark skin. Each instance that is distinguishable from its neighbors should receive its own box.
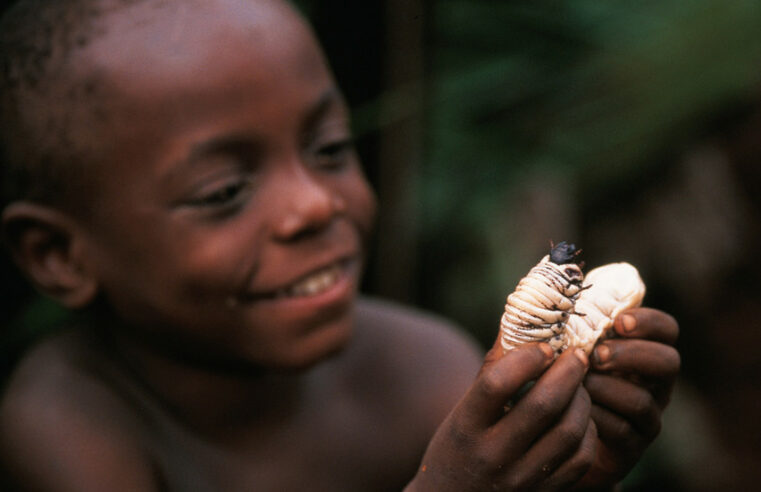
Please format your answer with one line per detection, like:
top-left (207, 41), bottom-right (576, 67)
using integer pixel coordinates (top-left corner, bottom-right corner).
top-left (407, 308), bottom-right (679, 492)
top-left (1, 298), bottom-right (484, 491)
top-left (580, 309), bottom-right (680, 488)
top-left (0, 0), bottom-right (679, 490)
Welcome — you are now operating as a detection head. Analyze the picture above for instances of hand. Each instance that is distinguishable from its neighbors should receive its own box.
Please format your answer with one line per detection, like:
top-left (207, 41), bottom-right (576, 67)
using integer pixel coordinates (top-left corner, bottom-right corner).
top-left (578, 307), bottom-right (680, 488)
top-left (407, 343), bottom-right (597, 492)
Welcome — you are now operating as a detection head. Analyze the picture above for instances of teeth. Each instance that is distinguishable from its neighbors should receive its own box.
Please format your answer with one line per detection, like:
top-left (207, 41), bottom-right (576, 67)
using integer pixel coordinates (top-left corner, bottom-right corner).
top-left (284, 264), bottom-right (342, 297)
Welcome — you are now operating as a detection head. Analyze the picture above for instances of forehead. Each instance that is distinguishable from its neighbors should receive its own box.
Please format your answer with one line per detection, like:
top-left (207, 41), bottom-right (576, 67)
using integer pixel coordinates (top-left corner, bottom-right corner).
top-left (70, 0), bottom-right (330, 117)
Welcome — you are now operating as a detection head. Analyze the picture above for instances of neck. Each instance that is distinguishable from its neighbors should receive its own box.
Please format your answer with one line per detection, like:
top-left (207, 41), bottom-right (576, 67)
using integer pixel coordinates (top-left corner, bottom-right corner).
top-left (97, 321), bottom-right (312, 437)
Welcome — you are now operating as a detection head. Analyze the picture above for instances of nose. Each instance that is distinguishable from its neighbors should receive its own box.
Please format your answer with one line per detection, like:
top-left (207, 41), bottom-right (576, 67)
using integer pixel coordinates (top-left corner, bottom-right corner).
top-left (271, 167), bottom-right (345, 241)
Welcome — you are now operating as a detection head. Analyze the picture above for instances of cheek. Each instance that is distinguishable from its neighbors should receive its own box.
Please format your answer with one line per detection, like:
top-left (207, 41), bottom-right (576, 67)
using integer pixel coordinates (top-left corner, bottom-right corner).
top-left (175, 227), bottom-right (258, 291)
top-left (184, 233), bottom-right (238, 270)
top-left (341, 172), bottom-right (377, 237)
top-left (105, 218), bottom-right (256, 303)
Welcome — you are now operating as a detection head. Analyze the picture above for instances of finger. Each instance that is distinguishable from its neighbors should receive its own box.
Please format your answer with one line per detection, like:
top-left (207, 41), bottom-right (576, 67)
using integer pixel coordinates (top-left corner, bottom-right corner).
top-left (613, 307), bottom-right (679, 344)
top-left (499, 348), bottom-right (589, 450)
top-left (483, 333), bottom-right (507, 365)
top-left (545, 416), bottom-right (597, 489)
top-left (585, 373), bottom-right (662, 439)
top-left (589, 340), bottom-right (678, 408)
top-left (508, 386), bottom-right (592, 486)
top-left (590, 403), bottom-right (647, 460)
top-left (460, 343), bottom-right (555, 429)
top-left (591, 340), bottom-right (680, 382)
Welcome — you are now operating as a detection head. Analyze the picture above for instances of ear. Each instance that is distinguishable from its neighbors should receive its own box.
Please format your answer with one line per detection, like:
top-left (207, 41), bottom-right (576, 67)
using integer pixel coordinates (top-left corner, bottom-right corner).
top-left (2, 201), bottom-right (98, 309)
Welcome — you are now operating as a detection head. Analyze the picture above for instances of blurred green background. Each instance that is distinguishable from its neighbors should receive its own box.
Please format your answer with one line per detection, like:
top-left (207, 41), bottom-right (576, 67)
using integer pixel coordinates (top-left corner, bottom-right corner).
top-left (3, 0), bottom-right (761, 489)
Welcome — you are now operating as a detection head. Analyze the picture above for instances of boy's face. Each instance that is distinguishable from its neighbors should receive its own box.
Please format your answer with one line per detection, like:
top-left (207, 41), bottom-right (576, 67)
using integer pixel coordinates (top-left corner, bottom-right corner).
top-left (73, 0), bottom-right (376, 369)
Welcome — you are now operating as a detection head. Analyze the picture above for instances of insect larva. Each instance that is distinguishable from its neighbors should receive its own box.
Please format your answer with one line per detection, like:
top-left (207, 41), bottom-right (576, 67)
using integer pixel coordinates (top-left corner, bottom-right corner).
top-left (499, 241), bottom-right (586, 354)
top-left (563, 261), bottom-right (645, 354)
top-left (499, 242), bottom-right (646, 356)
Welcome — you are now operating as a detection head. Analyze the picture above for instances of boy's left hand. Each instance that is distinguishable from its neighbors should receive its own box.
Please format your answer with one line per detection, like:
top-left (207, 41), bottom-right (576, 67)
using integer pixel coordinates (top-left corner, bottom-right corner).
top-left (577, 307), bottom-right (680, 487)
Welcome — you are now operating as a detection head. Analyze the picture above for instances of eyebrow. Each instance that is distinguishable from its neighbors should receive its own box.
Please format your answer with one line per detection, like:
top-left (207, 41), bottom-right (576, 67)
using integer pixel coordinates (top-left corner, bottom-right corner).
top-left (183, 134), bottom-right (257, 166)
top-left (158, 135), bottom-right (260, 190)
top-left (300, 87), bottom-right (347, 136)
top-left (162, 87), bottom-right (346, 183)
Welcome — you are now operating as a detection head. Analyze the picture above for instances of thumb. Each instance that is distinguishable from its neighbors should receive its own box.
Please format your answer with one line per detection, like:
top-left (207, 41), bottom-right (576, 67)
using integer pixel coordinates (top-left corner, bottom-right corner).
top-left (483, 330), bottom-right (505, 366)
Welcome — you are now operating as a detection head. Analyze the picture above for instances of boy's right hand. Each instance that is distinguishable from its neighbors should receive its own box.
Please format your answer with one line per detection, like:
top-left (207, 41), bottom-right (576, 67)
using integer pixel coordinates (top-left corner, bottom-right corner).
top-left (406, 343), bottom-right (596, 491)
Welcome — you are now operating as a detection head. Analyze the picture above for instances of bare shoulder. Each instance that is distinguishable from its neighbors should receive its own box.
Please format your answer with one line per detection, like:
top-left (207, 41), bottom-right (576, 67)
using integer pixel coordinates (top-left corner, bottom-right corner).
top-left (349, 296), bottom-right (484, 419)
top-left (355, 296), bottom-right (484, 367)
top-left (0, 330), bottom-right (158, 491)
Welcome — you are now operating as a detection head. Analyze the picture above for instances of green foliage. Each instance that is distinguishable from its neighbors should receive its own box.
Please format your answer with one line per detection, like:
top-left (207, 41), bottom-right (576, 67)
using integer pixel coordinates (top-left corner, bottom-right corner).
top-left (411, 0), bottom-right (761, 339)
top-left (428, 0), bottom-right (761, 208)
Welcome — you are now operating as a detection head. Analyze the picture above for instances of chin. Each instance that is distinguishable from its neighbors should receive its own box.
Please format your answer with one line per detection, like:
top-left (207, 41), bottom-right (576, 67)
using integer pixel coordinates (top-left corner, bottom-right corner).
top-left (279, 317), bottom-right (355, 372)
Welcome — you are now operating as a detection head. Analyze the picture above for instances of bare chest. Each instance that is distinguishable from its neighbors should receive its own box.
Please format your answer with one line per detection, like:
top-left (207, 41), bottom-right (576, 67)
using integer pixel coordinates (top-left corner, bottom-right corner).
top-left (146, 395), bottom-right (424, 491)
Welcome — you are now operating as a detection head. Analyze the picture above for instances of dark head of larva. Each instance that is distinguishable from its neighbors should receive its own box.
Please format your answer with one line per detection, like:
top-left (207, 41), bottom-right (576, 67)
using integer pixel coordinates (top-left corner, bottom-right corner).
top-left (549, 241), bottom-right (579, 265)
top-left (550, 241), bottom-right (584, 285)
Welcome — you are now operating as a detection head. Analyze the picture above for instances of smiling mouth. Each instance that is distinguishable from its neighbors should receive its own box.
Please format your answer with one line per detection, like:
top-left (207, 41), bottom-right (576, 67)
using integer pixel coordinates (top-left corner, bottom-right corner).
top-left (276, 262), bottom-right (344, 298)
top-left (240, 256), bottom-right (358, 304)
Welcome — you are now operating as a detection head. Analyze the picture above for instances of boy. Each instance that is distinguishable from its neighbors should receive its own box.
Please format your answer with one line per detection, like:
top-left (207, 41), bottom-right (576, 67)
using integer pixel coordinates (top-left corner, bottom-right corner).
top-left (0, 0), bottom-right (679, 490)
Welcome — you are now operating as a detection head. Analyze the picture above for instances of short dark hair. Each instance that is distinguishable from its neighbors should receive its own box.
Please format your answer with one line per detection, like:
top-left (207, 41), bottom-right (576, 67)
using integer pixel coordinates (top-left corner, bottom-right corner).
top-left (0, 0), bottom-right (148, 213)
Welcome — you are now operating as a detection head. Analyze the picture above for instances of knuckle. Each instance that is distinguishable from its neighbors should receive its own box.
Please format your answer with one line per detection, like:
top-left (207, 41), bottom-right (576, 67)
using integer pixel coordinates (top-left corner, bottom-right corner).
top-left (445, 419), bottom-right (478, 450)
top-left (610, 415), bottom-right (634, 439)
top-left (632, 391), bottom-right (656, 419)
top-left (576, 449), bottom-right (595, 477)
top-left (557, 420), bottom-right (587, 448)
top-left (575, 440), bottom-right (596, 471)
top-left (523, 388), bottom-right (556, 420)
top-left (471, 445), bottom-right (500, 474)
top-left (477, 368), bottom-right (506, 400)
top-left (572, 425), bottom-right (598, 472)
top-left (667, 348), bottom-right (682, 375)
top-left (565, 461), bottom-right (593, 488)
top-left (632, 394), bottom-right (662, 438)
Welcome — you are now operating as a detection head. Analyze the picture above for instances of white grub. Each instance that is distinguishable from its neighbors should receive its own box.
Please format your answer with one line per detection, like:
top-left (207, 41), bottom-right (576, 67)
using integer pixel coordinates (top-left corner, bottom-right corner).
top-left (564, 262), bottom-right (645, 354)
top-left (499, 252), bottom-right (645, 356)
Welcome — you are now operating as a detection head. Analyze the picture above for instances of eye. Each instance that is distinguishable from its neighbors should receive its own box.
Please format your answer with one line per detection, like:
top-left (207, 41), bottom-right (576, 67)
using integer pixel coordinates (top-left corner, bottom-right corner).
top-left (310, 138), bottom-right (356, 171)
top-left (189, 179), bottom-right (252, 208)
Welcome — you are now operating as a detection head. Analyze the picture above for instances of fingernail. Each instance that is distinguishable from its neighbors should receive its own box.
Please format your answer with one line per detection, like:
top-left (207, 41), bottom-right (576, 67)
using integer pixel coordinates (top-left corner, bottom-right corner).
top-left (539, 343), bottom-right (555, 359)
top-left (573, 348), bottom-right (588, 367)
top-left (620, 314), bottom-right (637, 333)
top-left (593, 344), bottom-right (610, 365)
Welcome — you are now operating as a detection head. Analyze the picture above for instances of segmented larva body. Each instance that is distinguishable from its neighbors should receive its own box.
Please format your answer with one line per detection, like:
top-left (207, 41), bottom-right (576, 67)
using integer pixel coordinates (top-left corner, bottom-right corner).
top-left (563, 262), bottom-right (645, 353)
top-left (499, 242), bottom-right (646, 356)
top-left (500, 242), bottom-right (585, 354)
